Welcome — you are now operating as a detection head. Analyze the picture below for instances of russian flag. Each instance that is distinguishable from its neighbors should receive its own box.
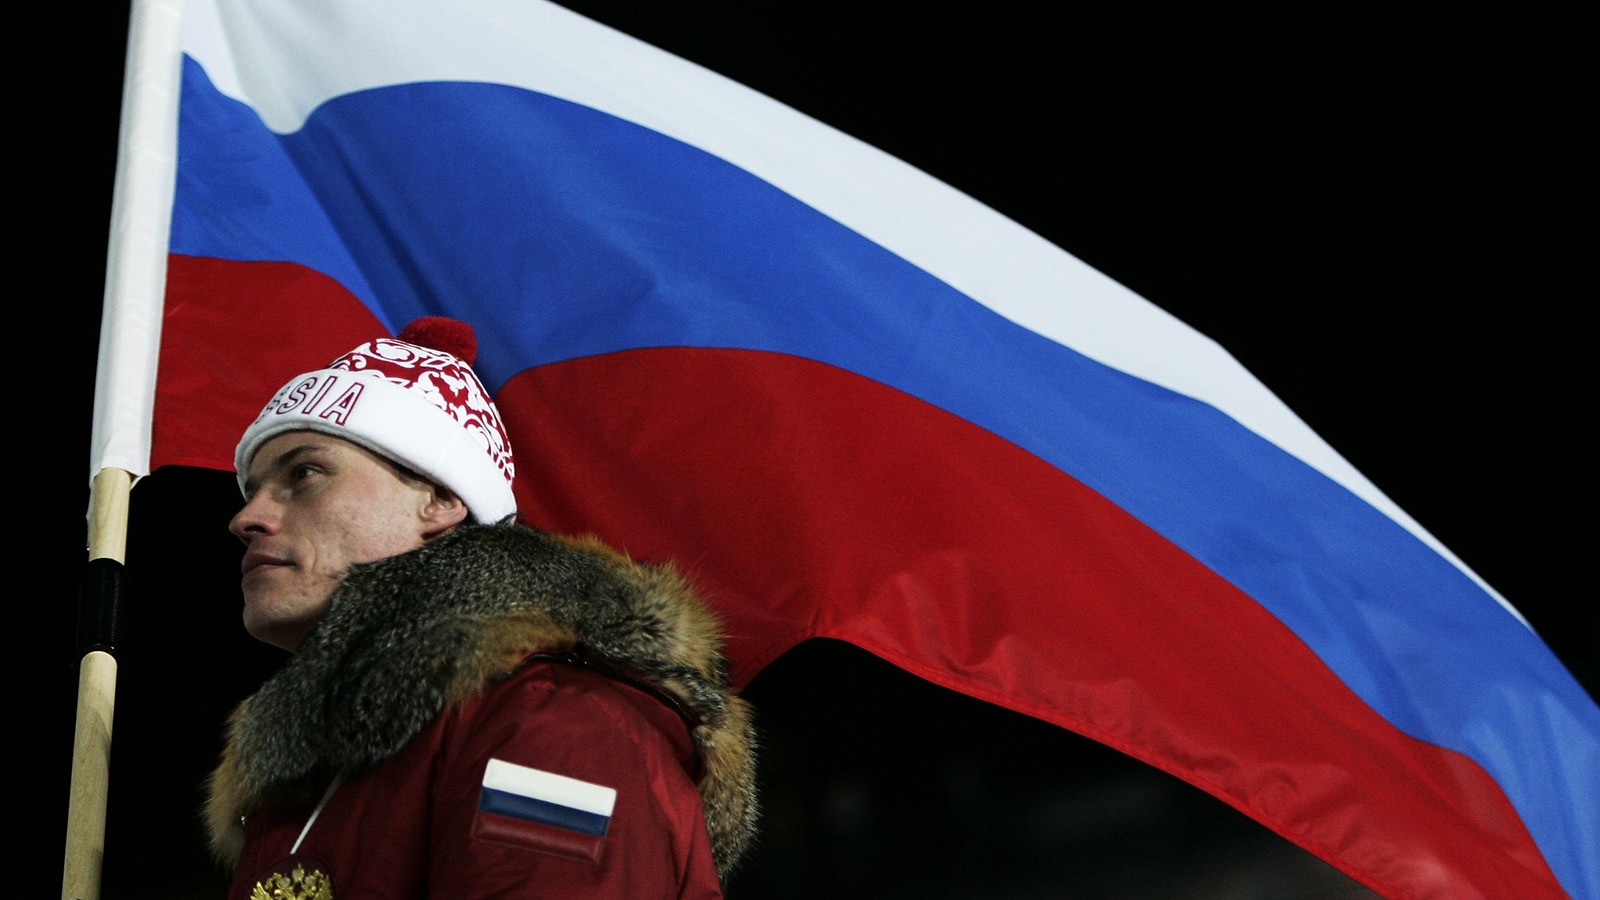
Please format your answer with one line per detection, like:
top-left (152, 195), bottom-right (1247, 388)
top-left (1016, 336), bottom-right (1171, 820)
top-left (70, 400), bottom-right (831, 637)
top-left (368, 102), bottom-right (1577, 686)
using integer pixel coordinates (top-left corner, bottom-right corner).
top-left (89, 0), bottom-right (1598, 897)
top-left (475, 758), bottom-right (616, 863)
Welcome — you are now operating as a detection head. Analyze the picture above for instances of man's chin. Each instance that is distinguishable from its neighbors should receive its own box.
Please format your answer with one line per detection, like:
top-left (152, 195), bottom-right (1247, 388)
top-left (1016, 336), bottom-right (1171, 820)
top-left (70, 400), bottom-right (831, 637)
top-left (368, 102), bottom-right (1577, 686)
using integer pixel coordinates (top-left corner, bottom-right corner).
top-left (243, 617), bottom-right (315, 653)
top-left (242, 595), bottom-right (329, 653)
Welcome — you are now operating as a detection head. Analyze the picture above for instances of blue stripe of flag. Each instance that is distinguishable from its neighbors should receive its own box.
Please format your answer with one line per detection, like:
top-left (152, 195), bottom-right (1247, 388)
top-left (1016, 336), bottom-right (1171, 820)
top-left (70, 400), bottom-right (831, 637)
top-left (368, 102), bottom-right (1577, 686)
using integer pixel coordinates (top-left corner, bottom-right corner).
top-left (478, 786), bottom-right (611, 836)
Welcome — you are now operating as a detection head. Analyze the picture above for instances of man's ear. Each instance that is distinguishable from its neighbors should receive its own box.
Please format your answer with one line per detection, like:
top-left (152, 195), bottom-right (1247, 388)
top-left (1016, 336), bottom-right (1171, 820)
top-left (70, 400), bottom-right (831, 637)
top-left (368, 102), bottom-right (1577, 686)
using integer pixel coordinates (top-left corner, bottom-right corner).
top-left (420, 487), bottom-right (470, 539)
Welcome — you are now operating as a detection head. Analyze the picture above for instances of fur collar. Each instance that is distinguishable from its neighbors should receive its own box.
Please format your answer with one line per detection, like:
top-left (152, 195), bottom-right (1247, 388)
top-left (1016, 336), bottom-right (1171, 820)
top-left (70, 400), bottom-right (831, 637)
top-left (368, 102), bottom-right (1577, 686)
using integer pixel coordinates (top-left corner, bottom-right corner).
top-left (205, 523), bottom-right (758, 878)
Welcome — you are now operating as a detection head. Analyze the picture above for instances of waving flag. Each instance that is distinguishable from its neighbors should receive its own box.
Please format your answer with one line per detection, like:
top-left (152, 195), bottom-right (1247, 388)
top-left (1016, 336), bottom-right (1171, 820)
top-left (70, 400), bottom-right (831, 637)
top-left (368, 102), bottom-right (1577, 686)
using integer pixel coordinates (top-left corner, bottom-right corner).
top-left (89, 0), bottom-right (1598, 896)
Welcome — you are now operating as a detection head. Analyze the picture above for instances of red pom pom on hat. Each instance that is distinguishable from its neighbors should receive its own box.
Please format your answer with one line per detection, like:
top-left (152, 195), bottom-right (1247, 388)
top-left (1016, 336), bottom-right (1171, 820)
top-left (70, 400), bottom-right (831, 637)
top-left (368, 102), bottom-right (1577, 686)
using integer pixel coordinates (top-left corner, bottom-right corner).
top-left (398, 316), bottom-right (478, 365)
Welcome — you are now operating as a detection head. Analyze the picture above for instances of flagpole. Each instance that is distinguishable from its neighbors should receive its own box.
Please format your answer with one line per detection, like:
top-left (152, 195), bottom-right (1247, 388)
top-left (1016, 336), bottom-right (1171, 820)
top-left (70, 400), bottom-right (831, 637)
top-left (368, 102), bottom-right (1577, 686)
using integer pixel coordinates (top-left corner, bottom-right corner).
top-left (69, 0), bottom-right (184, 894)
top-left (63, 469), bottom-right (132, 900)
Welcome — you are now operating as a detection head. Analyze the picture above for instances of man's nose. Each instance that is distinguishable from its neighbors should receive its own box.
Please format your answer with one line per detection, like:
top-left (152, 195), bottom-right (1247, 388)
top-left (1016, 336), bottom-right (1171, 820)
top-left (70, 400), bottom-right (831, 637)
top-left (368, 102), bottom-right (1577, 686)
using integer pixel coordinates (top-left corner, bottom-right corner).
top-left (228, 492), bottom-right (279, 541)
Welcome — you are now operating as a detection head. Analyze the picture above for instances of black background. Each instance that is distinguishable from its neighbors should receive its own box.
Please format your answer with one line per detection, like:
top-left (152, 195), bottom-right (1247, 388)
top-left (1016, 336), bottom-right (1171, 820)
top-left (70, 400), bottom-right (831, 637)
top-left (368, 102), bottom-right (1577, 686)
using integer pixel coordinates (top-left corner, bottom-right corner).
top-left (39, 3), bottom-right (1591, 898)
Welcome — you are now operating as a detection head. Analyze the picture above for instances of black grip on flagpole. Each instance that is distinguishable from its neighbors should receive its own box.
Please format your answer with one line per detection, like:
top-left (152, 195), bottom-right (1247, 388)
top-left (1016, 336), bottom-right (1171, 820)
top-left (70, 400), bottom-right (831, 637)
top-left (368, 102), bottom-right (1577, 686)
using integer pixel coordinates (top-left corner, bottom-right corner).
top-left (77, 556), bottom-right (123, 655)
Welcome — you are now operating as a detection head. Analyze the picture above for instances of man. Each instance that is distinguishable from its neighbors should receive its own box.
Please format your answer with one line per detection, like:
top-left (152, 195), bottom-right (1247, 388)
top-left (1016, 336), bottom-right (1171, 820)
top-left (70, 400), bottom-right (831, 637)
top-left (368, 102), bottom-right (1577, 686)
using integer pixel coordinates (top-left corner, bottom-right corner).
top-left (204, 316), bottom-right (758, 898)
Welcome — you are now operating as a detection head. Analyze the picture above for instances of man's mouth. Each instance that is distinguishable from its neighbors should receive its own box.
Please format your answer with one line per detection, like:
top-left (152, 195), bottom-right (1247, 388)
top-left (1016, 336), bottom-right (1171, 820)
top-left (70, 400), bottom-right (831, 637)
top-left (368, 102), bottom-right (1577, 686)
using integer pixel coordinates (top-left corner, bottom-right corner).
top-left (241, 552), bottom-right (291, 580)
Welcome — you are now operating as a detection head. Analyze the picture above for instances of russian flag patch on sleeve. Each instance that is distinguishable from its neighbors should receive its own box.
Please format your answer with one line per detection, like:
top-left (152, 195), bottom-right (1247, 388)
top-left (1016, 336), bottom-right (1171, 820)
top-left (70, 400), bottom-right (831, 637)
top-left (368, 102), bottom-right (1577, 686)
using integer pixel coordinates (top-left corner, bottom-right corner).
top-left (473, 758), bottom-right (618, 863)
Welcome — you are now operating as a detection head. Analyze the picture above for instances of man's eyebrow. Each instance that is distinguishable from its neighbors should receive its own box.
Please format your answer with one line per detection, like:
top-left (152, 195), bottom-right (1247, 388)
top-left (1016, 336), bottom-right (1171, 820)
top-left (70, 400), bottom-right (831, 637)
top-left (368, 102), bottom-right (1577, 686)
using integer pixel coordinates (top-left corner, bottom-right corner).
top-left (242, 443), bottom-right (324, 497)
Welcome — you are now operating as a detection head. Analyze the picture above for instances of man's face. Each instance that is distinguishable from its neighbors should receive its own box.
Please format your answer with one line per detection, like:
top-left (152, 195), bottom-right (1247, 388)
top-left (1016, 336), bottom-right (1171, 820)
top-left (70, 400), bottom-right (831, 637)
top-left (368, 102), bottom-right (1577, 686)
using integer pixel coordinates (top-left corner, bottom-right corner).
top-left (229, 430), bottom-right (463, 651)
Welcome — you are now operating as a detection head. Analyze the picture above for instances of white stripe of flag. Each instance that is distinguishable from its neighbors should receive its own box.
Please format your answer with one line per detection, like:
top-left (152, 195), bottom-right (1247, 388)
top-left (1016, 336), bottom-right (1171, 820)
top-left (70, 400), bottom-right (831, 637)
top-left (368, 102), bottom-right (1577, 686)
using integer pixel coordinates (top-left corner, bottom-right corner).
top-left (482, 758), bottom-right (617, 818)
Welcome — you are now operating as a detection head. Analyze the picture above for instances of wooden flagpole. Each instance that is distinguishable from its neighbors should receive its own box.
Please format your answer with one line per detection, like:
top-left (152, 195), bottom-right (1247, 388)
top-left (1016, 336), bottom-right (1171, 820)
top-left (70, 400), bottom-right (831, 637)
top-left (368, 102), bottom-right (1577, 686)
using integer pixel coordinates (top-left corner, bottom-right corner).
top-left (62, 468), bottom-right (132, 900)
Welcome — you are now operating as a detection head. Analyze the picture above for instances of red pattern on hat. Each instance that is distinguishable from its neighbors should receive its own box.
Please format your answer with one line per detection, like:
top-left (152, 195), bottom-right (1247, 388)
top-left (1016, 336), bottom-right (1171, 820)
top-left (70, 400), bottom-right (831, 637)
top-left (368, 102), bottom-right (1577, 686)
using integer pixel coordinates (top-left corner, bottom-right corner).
top-left (329, 327), bottom-right (515, 487)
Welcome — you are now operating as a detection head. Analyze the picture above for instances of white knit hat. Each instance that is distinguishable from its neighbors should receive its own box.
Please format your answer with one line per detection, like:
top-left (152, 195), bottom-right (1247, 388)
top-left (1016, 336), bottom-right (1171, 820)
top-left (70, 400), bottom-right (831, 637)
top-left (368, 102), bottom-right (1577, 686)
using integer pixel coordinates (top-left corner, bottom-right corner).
top-left (234, 317), bottom-right (517, 524)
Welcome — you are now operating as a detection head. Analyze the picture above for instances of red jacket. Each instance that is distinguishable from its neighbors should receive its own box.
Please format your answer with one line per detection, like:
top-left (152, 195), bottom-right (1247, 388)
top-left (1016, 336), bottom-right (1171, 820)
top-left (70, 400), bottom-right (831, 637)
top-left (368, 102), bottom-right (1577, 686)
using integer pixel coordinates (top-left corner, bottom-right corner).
top-left (207, 526), bottom-right (758, 899)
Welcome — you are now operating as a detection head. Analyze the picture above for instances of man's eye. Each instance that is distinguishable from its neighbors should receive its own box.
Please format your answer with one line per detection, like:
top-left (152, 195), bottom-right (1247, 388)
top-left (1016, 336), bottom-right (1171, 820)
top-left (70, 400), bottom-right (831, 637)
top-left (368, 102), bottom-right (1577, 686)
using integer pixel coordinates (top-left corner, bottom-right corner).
top-left (292, 464), bottom-right (319, 481)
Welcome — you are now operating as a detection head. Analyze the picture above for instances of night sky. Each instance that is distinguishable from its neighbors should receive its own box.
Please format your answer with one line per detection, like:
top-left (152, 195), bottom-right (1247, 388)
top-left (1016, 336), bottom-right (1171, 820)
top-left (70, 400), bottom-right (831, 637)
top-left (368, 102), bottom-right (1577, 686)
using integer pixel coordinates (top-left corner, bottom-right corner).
top-left (39, 3), bottom-right (1590, 898)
